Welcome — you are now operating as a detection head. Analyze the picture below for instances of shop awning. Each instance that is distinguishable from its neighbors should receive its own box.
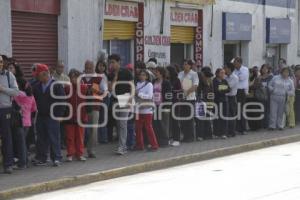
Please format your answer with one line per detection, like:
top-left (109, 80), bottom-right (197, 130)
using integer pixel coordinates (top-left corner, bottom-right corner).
top-left (170, 0), bottom-right (215, 5)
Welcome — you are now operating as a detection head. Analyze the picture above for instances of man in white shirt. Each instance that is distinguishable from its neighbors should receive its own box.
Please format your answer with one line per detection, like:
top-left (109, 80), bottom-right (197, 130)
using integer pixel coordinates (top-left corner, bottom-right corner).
top-left (224, 63), bottom-right (239, 137)
top-left (178, 60), bottom-right (199, 142)
top-left (233, 57), bottom-right (249, 134)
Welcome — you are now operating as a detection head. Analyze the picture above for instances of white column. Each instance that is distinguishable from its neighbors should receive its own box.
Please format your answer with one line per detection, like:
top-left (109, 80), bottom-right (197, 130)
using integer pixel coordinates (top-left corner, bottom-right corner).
top-left (58, 0), bottom-right (104, 72)
top-left (0, 0), bottom-right (12, 56)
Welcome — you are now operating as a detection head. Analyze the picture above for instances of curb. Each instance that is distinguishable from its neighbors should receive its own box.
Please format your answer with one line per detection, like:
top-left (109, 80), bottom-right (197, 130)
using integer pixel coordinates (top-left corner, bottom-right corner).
top-left (1, 134), bottom-right (300, 199)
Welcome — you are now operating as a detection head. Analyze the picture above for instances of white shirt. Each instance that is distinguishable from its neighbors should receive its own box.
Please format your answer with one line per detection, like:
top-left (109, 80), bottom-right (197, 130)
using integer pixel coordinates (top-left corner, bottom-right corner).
top-left (178, 70), bottom-right (199, 101)
top-left (135, 81), bottom-right (154, 114)
top-left (234, 65), bottom-right (249, 93)
top-left (226, 73), bottom-right (239, 96)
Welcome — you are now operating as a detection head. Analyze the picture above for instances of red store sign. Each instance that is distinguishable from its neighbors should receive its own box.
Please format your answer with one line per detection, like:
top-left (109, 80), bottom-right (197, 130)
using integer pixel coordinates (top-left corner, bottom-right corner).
top-left (194, 10), bottom-right (203, 67)
top-left (105, 0), bottom-right (138, 22)
top-left (170, 8), bottom-right (198, 27)
top-left (135, 3), bottom-right (144, 63)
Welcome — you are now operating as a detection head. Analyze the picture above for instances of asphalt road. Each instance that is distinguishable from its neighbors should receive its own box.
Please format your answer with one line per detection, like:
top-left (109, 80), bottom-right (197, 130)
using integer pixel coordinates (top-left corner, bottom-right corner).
top-left (19, 142), bottom-right (300, 200)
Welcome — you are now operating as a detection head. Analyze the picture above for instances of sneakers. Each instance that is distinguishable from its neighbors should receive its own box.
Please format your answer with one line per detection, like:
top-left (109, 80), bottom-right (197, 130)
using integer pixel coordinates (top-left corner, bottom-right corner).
top-left (221, 135), bottom-right (228, 139)
top-left (170, 141), bottom-right (180, 147)
top-left (53, 160), bottom-right (62, 167)
top-left (115, 148), bottom-right (127, 155)
top-left (88, 153), bottom-right (97, 158)
top-left (78, 156), bottom-right (87, 161)
top-left (66, 156), bottom-right (73, 162)
top-left (34, 161), bottom-right (47, 166)
top-left (3, 166), bottom-right (13, 174)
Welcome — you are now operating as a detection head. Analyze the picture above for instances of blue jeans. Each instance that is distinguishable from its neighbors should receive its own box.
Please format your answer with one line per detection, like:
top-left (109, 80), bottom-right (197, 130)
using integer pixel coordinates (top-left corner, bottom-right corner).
top-left (98, 96), bottom-right (110, 143)
top-left (126, 115), bottom-right (135, 148)
top-left (12, 127), bottom-right (27, 167)
top-left (36, 115), bottom-right (62, 162)
top-left (0, 108), bottom-right (14, 168)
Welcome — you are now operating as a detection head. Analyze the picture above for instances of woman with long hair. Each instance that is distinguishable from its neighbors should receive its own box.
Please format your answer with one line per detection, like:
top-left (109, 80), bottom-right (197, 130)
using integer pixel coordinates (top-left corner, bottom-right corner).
top-left (95, 60), bottom-right (110, 143)
top-left (152, 67), bottom-right (172, 147)
top-left (166, 65), bottom-right (183, 146)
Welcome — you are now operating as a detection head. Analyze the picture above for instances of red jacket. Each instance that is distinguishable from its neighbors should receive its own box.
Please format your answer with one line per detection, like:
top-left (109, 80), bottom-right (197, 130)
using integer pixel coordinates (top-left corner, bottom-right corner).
top-left (64, 84), bottom-right (88, 124)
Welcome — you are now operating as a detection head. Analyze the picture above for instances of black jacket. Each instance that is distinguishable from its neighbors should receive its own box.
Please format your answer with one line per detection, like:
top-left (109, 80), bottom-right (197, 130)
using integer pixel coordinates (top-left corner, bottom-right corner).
top-left (33, 79), bottom-right (66, 118)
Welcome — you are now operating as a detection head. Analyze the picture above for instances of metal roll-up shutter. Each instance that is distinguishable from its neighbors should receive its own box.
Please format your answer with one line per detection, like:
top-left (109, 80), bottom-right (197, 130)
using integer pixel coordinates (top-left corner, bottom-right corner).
top-left (171, 26), bottom-right (195, 44)
top-left (103, 20), bottom-right (135, 40)
top-left (12, 11), bottom-right (58, 79)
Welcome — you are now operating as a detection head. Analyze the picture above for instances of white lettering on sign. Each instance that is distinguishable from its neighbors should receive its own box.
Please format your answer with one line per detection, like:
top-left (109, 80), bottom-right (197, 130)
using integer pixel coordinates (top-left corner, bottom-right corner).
top-left (170, 8), bottom-right (198, 27)
top-left (144, 35), bottom-right (171, 46)
top-left (105, 0), bottom-right (138, 22)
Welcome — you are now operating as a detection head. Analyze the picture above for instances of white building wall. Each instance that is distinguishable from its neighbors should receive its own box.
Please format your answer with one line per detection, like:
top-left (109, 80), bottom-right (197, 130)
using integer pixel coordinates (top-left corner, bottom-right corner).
top-left (0, 0), bottom-right (12, 56)
top-left (203, 0), bottom-right (300, 71)
top-left (58, 0), bottom-right (104, 72)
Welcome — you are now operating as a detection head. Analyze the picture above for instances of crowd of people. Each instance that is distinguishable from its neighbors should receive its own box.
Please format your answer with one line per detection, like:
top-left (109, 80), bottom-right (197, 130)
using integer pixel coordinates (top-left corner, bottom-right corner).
top-left (0, 54), bottom-right (299, 174)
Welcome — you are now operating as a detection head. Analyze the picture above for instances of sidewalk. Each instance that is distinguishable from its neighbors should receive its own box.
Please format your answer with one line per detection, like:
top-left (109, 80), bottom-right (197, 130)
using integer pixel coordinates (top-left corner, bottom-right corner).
top-left (0, 126), bottom-right (300, 199)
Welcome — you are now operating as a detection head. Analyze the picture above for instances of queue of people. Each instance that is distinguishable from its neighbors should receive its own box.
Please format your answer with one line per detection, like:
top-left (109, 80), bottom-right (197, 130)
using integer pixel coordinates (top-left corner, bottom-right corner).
top-left (0, 54), bottom-right (299, 174)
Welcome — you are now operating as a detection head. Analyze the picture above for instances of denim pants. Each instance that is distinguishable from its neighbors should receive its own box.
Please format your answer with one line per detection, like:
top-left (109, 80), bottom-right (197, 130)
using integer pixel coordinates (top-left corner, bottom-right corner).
top-left (12, 126), bottom-right (27, 167)
top-left (98, 96), bottom-right (110, 143)
top-left (35, 115), bottom-right (62, 162)
top-left (0, 107), bottom-right (14, 168)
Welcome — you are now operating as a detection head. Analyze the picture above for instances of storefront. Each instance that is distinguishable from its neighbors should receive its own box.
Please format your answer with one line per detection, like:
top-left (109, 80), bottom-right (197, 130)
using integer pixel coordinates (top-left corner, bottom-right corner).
top-left (11, 0), bottom-right (60, 78)
top-left (170, 7), bottom-right (200, 65)
top-left (266, 18), bottom-right (291, 70)
top-left (222, 12), bottom-right (252, 64)
top-left (103, 0), bottom-right (144, 66)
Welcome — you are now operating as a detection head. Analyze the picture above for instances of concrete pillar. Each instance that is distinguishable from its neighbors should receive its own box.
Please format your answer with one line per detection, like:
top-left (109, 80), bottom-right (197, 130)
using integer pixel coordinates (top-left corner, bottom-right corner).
top-left (0, 0), bottom-right (12, 56)
top-left (58, 0), bottom-right (104, 72)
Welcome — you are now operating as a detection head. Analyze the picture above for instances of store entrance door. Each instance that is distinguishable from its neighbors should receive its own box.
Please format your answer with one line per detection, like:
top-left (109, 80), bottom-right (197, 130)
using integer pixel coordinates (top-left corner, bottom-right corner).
top-left (171, 43), bottom-right (185, 65)
top-left (266, 45), bottom-right (280, 72)
top-left (224, 44), bottom-right (239, 64)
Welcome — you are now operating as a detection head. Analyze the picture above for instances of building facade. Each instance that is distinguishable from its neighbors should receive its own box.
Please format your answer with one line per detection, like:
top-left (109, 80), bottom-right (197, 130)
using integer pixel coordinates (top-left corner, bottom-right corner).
top-left (0, 0), bottom-right (299, 76)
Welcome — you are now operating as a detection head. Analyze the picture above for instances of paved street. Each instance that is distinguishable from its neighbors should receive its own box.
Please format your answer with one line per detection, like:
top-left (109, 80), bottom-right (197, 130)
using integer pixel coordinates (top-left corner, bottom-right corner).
top-left (0, 126), bottom-right (299, 194)
top-left (19, 141), bottom-right (300, 200)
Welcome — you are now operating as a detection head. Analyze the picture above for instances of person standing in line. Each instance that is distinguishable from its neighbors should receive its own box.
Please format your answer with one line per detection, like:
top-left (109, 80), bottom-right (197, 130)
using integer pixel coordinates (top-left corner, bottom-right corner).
top-left (0, 55), bottom-right (19, 174)
top-left (178, 60), bottom-right (199, 143)
top-left (213, 68), bottom-right (231, 139)
top-left (95, 60), bottom-right (110, 144)
top-left (108, 54), bottom-right (134, 155)
top-left (152, 67), bottom-right (172, 147)
top-left (52, 61), bottom-right (70, 150)
top-left (8, 64), bottom-right (37, 169)
top-left (251, 64), bottom-right (273, 129)
top-left (166, 66), bottom-right (183, 147)
top-left (224, 63), bottom-right (239, 137)
top-left (64, 69), bottom-right (88, 162)
top-left (286, 68), bottom-right (296, 128)
top-left (294, 66), bottom-right (300, 124)
top-left (32, 64), bottom-right (65, 167)
top-left (125, 63), bottom-right (136, 150)
top-left (268, 67), bottom-right (295, 130)
top-left (82, 60), bottom-right (108, 158)
top-left (52, 61), bottom-right (70, 83)
top-left (195, 67), bottom-right (214, 140)
top-left (233, 57), bottom-right (249, 135)
top-left (134, 70), bottom-right (159, 151)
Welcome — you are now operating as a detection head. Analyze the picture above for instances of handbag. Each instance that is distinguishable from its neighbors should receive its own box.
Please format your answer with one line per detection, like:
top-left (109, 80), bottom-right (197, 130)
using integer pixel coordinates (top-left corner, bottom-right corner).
top-left (255, 86), bottom-right (268, 102)
top-left (11, 101), bottom-right (23, 128)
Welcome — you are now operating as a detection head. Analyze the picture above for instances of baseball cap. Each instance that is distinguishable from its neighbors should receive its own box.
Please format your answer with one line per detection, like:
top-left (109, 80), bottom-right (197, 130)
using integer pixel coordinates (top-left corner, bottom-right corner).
top-left (33, 64), bottom-right (49, 77)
